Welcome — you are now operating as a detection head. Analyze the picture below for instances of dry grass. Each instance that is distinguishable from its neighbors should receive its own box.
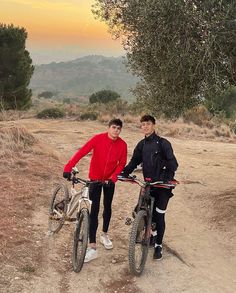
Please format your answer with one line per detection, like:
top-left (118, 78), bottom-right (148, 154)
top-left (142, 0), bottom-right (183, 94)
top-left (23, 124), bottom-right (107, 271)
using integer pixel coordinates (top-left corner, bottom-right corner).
top-left (0, 123), bottom-right (62, 291)
top-left (155, 118), bottom-right (236, 143)
top-left (0, 124), bottom-right (37, 159)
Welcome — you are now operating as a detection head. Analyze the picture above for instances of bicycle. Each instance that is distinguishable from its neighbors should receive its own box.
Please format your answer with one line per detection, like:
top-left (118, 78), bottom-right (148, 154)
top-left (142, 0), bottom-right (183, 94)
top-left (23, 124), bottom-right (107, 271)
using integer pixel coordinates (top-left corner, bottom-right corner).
top-left (48, 167), bottom-right (93, 272)
top-left (118, 174), bottom-right (179, 276)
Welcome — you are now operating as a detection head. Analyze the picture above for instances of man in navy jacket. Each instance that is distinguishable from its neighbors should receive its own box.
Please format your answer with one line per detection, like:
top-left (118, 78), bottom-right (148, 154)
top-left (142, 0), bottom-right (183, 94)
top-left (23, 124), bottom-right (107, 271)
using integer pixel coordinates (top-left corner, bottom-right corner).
top-left (123, 114), bottom-right (178, 260)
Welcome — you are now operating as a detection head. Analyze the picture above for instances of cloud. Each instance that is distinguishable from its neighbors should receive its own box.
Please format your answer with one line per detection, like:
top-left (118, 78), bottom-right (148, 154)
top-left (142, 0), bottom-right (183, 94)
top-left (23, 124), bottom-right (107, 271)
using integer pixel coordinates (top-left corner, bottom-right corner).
top-left (6, 0), bottom-right (81, 11)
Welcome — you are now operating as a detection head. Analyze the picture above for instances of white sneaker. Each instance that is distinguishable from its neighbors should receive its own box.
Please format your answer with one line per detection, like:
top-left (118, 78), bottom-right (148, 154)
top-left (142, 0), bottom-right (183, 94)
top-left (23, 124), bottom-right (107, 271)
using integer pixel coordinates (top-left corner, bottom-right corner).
top-left (84, 248), bottom-right (98, 263)
top-left (100, 234), bottom-right (113, 249)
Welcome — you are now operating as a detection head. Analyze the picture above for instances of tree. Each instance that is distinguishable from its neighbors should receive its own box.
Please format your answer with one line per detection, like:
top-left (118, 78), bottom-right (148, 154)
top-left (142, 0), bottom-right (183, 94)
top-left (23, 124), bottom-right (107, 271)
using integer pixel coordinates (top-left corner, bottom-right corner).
top-left (89, 89), bottom-right (120, 104)
top-left (0, 24), bottom-right (34, 110)
top-left (205, 86), bottom-right (236, 119)
top-left (93, 0), bottom-right (236, 117)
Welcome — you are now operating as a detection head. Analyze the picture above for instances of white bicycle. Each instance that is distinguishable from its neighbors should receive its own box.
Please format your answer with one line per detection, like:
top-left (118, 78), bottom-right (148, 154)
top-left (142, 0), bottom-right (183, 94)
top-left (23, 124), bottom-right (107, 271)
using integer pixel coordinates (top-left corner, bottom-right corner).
top-left (48, 167), bottom-right (94, 272)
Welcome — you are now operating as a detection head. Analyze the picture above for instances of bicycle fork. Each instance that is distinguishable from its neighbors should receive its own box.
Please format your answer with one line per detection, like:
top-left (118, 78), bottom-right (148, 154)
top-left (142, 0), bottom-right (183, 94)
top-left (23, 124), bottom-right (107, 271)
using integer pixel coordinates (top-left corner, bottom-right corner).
top-left (144, 196), bottom-right (155, 245)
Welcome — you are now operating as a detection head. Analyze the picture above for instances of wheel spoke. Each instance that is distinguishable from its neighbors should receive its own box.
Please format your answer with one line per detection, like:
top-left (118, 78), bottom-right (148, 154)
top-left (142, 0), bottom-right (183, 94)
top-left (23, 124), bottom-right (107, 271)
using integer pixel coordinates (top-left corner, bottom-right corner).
top-left (48, 183), bottom-right (69, 234)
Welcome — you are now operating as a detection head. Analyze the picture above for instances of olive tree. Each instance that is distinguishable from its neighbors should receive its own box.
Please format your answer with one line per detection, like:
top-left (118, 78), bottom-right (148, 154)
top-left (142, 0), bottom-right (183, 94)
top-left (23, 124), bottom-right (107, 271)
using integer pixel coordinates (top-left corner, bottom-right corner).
top-left (93, 0), bottom-right (236, 117)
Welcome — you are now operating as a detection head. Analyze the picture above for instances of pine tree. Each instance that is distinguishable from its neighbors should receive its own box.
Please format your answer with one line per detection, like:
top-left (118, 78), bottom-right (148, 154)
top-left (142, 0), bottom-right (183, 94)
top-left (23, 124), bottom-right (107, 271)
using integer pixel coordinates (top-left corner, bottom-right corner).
top-left (0, 24), bottom-right (34, 110)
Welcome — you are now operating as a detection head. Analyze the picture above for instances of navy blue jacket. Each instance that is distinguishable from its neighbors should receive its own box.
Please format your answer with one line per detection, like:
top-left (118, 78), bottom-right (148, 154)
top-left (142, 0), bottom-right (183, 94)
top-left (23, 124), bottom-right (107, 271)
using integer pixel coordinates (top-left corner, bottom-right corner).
top-left (123, 132), bottom-right (178, 182)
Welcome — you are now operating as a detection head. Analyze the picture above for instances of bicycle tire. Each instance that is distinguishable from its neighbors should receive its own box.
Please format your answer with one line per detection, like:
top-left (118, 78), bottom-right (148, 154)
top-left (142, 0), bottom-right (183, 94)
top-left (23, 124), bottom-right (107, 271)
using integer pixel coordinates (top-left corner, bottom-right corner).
top-left (72, 208), bottom-right (89, 272)
top-left (48, 183), bottom-right (69, 234)
top-left (129, 209), bottom-right (149, 276)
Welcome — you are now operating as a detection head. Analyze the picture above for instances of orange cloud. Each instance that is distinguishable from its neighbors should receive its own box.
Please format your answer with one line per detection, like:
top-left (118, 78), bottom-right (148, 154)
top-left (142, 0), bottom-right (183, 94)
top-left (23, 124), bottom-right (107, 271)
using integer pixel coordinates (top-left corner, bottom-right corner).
top-left (0, 0), bottom-right (124, 61)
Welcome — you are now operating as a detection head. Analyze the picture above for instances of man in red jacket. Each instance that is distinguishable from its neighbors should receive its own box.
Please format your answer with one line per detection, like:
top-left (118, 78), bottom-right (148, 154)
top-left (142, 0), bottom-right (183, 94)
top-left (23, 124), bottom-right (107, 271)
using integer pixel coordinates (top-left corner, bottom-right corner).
top-left (63, 118), bottom-right (127, 263)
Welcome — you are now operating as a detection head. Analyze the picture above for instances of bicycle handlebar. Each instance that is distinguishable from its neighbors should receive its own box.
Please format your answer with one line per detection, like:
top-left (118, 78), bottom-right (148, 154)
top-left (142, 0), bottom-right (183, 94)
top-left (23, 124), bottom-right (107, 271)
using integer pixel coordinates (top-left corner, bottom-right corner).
top-left (117, 175), bottom-right (179, 188)
top-left (69, 168), bottom-right (106, 186)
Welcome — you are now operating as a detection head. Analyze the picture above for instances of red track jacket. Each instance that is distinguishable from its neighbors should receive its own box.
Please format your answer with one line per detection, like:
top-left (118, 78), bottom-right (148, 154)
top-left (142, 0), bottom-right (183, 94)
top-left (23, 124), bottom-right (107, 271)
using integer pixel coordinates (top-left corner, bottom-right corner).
top-left (64, 132), bottom-right (127, 183)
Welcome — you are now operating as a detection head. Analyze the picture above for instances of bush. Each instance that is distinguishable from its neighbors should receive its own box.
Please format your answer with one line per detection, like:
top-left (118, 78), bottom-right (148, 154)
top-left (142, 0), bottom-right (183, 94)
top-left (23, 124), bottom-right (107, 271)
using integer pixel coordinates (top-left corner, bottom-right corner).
top-left (63, 98), bottom-right (71, 104)
top-left (37, 108), bottom-right (65, 119)
top-left (183, 105), bottom-right (212, 127)
top-left (38, 91), bottom-right (54, 99)
top-left (80, 112), bottom-right (98, 121)
top-left (89, 90), bottom-right (120, 104)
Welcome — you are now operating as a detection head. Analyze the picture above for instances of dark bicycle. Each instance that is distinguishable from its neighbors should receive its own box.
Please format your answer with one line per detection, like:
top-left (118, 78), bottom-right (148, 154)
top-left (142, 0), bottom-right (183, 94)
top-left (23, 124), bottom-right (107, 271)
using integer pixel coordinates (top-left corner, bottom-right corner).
top-left (48, 167), bottom-right (93, 273)
top-left (118, 174), bottom-right (179, 276)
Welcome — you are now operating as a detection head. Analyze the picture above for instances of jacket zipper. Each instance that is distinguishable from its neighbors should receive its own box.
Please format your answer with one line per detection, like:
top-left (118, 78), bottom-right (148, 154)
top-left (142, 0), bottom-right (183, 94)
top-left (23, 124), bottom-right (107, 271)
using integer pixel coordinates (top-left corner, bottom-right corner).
top-left (102, 142), bottom-right (113, 180)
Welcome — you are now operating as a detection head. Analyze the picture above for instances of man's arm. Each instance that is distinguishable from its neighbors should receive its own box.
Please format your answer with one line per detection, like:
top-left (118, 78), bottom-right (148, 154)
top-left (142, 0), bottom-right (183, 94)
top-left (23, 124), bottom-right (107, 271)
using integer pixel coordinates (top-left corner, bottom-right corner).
top-left (111, 143), bottom-right (128, 182)
top-left (123, 141), bottom-right (143, 176)
top-left (162, 140), bottom-right (178, 172)
top-left (63, 135), bottom-right (96, 172)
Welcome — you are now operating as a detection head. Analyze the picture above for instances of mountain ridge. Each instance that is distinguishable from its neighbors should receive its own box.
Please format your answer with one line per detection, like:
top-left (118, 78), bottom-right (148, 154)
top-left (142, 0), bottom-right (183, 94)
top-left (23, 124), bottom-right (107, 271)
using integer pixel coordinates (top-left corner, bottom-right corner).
top-left (30, 55), bottom-right (138, 101)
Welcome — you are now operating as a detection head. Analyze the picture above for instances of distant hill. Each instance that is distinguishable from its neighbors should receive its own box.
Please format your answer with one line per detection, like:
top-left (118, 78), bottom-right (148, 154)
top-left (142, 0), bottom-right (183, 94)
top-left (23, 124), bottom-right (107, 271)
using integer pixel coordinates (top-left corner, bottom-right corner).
top-left (30, 55), bottom-right (139, 101)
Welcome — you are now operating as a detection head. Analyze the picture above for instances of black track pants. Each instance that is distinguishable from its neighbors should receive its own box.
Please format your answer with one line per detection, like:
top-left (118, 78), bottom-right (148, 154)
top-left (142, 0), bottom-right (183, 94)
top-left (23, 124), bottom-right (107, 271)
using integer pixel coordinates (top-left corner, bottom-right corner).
top-left (151, 188), bottom-right (173, 245)
top-left (89, 181), bottom-right (115, 243)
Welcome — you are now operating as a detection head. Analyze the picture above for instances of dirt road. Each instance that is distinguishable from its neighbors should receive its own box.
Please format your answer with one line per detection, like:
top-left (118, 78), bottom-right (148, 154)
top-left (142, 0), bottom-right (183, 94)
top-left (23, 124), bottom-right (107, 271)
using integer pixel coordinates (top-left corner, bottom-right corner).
top-left (2, 119), bottom-right (236, 293)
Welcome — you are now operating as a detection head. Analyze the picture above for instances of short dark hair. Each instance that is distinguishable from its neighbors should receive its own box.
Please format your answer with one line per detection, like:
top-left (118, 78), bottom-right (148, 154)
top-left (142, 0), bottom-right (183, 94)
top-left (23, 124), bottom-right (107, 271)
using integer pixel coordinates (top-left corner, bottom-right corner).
top-left (140, 114), bottom-right (156, 124)
top-left (108, 118), bottom-right (123, 128)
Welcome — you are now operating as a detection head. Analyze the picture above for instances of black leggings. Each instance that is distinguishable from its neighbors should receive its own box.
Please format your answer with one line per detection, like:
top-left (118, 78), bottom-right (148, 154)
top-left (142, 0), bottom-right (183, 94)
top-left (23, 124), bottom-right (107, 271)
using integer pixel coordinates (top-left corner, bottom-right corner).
top-left (89, 182), bottom-right (115, 243)
top-left (151, 188), bottom-right (172, 245)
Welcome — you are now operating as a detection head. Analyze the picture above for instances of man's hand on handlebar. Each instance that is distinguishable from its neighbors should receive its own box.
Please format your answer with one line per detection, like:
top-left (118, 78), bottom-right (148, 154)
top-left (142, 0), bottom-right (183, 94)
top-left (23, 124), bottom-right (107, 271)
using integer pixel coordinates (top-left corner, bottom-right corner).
top-left (118, 172), bottom-right (137, 181)
top-left (118, 171), bottom-right (130, 178)
top-left (63, 172), bottom-right (71, 180)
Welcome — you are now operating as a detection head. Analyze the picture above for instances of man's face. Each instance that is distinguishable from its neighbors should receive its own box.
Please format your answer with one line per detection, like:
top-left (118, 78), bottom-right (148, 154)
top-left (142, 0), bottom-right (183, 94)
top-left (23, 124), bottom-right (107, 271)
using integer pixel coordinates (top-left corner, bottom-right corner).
top-left (107, 124), bottom-right (122, 140)
top-left (141, 121), bottom-right (155, 136)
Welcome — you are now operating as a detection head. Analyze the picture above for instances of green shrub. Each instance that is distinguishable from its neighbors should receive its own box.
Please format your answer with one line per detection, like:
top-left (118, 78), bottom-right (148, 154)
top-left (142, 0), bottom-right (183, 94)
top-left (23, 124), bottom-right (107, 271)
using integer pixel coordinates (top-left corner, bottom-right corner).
top-left (38, 91), bottom-right (54, 99)
top-left (37, 108), bottom-right (65, 119)
top-left (80, 112), bottom-right (98, 121)
top-left (89, 90), bottom-right (120, 104)
top-left (63, 98), bottom-right (71, 104)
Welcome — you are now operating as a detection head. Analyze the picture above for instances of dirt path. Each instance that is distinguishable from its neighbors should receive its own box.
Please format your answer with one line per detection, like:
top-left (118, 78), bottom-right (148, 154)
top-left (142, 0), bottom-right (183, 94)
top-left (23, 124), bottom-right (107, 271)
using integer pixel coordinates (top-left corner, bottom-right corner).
top-left (10, 119), bottom-right (236, 292)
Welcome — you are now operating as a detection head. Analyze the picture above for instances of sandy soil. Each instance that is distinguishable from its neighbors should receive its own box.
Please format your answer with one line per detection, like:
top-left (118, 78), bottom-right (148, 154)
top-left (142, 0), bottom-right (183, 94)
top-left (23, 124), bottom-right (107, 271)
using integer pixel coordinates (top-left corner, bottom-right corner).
top-left (1, 118), bottom-right (236, 293)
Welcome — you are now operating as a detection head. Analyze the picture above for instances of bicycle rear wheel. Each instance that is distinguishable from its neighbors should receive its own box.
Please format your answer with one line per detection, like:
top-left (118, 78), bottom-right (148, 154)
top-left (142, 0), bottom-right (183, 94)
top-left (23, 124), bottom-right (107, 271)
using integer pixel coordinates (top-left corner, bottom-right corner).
top-left (129, 209), bottom-right (149, 276)
top-left (72, 208), bottom-right (89, 272)
top-left (48, 183), bottom-right (69, 234)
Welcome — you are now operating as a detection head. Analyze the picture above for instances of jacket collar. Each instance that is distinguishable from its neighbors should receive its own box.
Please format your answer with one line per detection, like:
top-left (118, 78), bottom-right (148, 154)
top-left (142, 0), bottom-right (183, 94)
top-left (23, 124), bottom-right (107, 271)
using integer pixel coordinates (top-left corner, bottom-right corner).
top-left (144, 131), bottom-right (157, 142)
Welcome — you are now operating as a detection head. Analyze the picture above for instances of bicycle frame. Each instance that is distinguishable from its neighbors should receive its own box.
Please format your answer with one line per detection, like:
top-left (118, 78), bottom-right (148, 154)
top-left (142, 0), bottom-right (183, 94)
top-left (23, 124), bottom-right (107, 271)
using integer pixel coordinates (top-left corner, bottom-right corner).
top-left (118, 175), bottom-right (179, 238)
top-left (66, 184), bottom-right (92, 219)
top-left (135, 185), bottom-right (155, 244)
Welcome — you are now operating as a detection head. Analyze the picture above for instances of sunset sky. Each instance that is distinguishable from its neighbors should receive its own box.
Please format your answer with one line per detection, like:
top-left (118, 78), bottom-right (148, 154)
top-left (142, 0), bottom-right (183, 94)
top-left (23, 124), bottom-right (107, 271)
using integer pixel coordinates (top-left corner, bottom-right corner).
top-left (0, 0), bottom-right (124, 64)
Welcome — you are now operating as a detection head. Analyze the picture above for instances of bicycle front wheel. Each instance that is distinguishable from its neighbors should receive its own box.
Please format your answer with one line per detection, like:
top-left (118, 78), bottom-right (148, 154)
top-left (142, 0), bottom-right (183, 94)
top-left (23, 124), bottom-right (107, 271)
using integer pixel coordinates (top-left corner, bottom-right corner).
top-left (72, 208), bottom-right (89, 272)
top-left (48, 183), bottom-right (69, 234)
top-left (129, 209), bottom-right (149, 276)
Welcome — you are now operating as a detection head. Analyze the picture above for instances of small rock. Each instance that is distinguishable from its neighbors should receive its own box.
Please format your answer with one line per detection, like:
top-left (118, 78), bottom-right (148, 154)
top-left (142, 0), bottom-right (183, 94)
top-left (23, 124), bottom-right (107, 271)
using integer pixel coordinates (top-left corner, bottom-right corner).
top-left (111, 259), bottom-right (117, 264)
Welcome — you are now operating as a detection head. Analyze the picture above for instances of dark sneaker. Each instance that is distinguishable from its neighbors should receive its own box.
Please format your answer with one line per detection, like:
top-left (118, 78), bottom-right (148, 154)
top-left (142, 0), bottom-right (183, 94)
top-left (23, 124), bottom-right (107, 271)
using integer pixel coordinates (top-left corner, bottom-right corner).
top-left (153, 245), bottom-right (163, 260)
